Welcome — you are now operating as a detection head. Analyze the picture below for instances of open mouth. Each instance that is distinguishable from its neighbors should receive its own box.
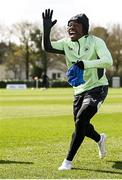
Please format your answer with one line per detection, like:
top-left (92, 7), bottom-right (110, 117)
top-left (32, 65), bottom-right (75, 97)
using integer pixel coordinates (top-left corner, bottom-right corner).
top-left (69, 31), bottom-right (77, 37)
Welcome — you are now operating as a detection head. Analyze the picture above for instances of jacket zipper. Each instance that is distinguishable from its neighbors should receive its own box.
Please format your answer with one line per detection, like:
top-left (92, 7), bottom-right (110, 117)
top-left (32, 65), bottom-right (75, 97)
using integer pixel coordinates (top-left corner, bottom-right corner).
top-left (77, 41), bottom-right (80, 55)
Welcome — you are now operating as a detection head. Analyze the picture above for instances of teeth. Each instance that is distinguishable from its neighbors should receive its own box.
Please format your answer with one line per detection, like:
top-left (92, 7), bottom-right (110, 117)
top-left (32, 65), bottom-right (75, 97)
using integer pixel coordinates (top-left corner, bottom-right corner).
top-left (70, 32), bottom-right (76, 35)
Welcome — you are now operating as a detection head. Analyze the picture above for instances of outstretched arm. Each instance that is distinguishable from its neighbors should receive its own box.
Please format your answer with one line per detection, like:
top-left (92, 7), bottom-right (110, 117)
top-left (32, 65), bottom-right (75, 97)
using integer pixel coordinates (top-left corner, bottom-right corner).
top-left (42, 9), bottom-right (64, 54)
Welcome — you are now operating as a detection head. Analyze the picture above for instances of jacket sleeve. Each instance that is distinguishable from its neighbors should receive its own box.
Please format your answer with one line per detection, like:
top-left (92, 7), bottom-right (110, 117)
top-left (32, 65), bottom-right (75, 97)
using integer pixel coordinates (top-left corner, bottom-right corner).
top-left (82, 37), bottom-right (113, 69)
top-left (42, 25), bottom-right (65, 54)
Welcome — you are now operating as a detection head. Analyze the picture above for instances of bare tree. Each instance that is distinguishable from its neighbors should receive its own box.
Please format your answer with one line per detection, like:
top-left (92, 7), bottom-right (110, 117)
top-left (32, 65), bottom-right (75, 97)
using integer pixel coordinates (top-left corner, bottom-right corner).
top-left (5, 43), bottom-right (25, 79)
top-left (12, 22), bottom-right (36, 79)
top-left (107, 24), bottom-right (122, 76)
top-left (90, 26), bottom-right (109, 41)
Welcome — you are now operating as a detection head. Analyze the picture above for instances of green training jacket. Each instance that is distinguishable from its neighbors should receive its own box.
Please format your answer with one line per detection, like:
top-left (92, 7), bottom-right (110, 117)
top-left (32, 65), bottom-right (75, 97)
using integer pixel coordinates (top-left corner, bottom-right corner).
top-left (51, 35), bottom-right (113, 95)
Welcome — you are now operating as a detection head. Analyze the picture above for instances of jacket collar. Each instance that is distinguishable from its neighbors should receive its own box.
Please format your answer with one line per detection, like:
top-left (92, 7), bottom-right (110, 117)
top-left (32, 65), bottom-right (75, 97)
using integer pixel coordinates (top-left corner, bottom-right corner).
top-left (78, 35), bottom-right (89, 42)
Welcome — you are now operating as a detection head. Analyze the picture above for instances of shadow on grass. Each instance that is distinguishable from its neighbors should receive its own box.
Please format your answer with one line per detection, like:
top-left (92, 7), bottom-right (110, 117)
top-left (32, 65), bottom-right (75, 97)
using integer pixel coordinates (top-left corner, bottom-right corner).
top-left (107, 161), bottom-right (122, 170)
top-left (0, 160), bottom-right (33, 164)
top-left (72, 167), bottom-right (122, 175)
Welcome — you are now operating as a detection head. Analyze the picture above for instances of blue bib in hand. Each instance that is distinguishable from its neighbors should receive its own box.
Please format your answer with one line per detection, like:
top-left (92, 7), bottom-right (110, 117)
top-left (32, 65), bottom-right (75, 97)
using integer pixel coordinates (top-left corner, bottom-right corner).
top-left (66, 65), bottom-right (85, 87)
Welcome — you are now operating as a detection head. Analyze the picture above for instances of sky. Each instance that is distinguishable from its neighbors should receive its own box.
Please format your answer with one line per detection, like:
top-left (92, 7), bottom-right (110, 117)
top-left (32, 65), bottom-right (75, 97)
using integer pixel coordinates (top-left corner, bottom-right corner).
top-left (0, 0), bottom-right (121, 28)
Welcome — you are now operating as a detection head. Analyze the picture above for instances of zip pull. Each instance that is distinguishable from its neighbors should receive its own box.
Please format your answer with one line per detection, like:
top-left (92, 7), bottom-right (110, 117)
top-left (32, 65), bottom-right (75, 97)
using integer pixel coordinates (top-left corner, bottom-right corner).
top-left (77, 41), bottom-right (80, 55)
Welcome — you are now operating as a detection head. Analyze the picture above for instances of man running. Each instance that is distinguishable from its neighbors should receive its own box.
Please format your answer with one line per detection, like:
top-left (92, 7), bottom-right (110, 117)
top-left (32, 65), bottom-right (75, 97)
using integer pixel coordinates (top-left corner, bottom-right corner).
top-left (42, 9), bottom-right (113, 170)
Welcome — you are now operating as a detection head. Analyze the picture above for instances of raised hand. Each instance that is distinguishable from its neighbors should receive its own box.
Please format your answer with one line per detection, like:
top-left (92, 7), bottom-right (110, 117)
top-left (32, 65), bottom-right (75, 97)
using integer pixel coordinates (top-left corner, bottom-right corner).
top-left (42, 9), bottom-right (57, 29)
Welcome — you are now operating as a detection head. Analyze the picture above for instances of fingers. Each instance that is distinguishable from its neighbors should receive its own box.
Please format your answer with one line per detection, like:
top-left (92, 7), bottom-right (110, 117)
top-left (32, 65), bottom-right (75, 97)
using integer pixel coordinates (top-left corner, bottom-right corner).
top-left (52, 20), bottom-right (57, 26)
top-left (42, 9), bottom-right (57, 27)
top-left (49, 9), bottom-right (53, 19)
top-left (42, 12), bottom-right (45, 19)
top-left (42, 9), bottom-right (53, 19)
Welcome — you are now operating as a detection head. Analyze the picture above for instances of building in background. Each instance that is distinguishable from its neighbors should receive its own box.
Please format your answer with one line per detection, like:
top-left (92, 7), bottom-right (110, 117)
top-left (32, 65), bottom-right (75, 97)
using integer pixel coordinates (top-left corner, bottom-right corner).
top-left (0, 64), bottom-right (66, 81)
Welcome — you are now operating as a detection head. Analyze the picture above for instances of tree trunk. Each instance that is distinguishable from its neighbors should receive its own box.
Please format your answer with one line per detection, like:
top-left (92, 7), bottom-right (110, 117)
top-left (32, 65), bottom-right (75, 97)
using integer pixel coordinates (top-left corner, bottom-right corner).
top-left (25, 42), bottom-right (29, 80)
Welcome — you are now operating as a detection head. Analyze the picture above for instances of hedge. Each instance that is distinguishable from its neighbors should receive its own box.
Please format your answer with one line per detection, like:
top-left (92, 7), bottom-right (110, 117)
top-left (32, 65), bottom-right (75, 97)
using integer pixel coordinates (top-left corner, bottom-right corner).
top-left (0, 80), bottom-right (70, 88)
top-left (0, 77), bottom-right (122, 88)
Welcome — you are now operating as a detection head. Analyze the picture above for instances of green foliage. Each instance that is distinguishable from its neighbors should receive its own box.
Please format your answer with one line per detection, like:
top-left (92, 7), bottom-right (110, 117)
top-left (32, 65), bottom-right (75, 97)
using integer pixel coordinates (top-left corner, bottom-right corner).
top-left (0, 88), bottom-right (122, 178)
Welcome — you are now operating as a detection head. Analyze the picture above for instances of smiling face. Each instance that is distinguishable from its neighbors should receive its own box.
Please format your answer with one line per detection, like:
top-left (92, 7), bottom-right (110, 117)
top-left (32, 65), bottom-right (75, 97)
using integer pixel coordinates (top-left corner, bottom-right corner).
top-left (67, 21), bottom-right (84, 41)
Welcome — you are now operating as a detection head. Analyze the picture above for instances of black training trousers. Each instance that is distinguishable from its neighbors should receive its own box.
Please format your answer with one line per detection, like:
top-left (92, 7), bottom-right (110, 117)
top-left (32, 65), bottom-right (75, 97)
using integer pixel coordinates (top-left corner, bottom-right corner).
top-left (66, 85), bottom-right (108, 161)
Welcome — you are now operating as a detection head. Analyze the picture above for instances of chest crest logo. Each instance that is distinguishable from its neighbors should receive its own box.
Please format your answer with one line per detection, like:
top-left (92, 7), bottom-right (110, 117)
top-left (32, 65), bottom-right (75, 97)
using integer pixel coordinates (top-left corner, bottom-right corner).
top-left (83, 46), bottom-right (90, 52)
top-left (68, 46), bottom-right (73, 51)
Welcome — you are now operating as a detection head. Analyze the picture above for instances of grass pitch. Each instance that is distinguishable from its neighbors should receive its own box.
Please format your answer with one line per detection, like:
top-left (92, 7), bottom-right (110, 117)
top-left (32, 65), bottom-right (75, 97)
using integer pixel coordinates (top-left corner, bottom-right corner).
top-left (0, 88), bottom-right (122, 179)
